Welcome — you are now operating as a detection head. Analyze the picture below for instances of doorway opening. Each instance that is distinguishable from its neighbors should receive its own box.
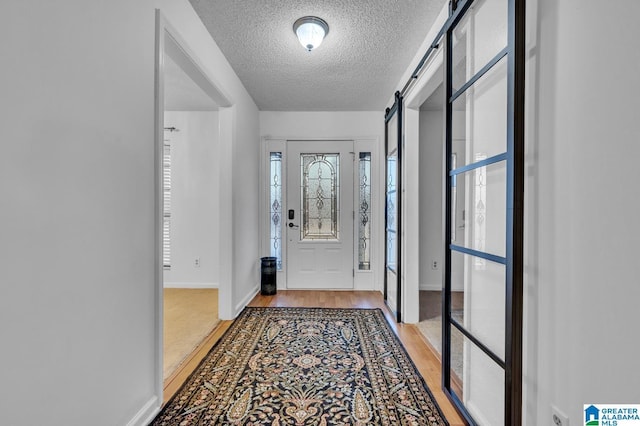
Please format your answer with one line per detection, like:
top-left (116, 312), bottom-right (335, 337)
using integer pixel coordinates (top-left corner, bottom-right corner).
top-left (155, 10), bottom-right (232, 401)
top-left (414, 81), bottom-right (465, 395)
top-left (161, 111), bottom-right (219, 381)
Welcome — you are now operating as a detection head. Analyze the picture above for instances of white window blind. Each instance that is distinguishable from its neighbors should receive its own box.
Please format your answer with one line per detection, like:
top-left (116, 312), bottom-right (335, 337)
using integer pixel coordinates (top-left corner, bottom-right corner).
top-left (163, 143), bottom-right (171, 269)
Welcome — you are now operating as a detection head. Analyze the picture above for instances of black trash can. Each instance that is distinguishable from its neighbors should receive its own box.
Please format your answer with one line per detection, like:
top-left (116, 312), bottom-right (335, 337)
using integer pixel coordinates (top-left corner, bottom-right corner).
top-left (260, 257), bottom-right (277, 295)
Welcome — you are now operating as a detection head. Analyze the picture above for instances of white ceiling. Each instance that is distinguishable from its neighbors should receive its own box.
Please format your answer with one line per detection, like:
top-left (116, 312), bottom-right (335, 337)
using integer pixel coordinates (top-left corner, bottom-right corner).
top-left (188, 0), bottom-right (444, 111)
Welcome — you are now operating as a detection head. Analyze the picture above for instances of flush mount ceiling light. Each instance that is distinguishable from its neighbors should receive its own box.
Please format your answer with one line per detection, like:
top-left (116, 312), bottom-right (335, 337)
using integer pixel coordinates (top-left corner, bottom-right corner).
top-left (293, 16), bottom-right (329, 52)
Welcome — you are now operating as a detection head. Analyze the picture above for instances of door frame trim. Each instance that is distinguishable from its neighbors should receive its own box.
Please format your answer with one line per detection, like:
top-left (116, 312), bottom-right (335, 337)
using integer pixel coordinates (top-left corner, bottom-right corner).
top-left (402, 46), bottom-right (445, 324)
top-left (154, 9), bottom-right (234, 404)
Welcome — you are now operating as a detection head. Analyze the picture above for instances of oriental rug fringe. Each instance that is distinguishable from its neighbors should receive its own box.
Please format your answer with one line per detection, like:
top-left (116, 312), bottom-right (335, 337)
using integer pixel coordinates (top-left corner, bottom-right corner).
top-left (152, 307), bottom-right (448, 425)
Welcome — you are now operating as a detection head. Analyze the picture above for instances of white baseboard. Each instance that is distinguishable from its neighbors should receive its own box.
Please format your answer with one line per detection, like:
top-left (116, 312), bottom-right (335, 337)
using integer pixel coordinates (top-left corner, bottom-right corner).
top-left (354, 274), bottom-right (375, 291)
top-left (126, 395), bottom-right (160, 426)
top-left (420, 283), bottom-right (442, 291)
top-left (235, 285), bottom-right (260, 317)
top-left (419, 283), bottom-right (464, 292)
top-left (163, 282), bottom-right (219, 289)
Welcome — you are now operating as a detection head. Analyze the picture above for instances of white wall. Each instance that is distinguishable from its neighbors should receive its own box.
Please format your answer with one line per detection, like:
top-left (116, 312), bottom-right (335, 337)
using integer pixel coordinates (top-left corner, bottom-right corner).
top-left (0, 1), bottom-right (259, 424)
top-left (0, 2), bottom-right (157, 425)
top-left (419, 108), bottom-right (444, 290)
top-left (524, 0), bottom-right (640, 424)
top-left (260, 111), bottom-right (383, 140)
top-left (230, 99), bottom-right (261, 313)
top-left (163, 111), bottom-right (219, 288)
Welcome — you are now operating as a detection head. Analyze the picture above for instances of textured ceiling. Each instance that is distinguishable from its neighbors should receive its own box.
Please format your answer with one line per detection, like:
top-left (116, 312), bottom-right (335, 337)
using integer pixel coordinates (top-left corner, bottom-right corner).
top-left (189, 0), bottom-right (444, 111)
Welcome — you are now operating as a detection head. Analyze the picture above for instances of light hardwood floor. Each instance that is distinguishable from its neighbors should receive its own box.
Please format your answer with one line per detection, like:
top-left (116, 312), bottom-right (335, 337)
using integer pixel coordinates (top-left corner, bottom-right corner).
top-left (163, 290), bottom-right (466, 425)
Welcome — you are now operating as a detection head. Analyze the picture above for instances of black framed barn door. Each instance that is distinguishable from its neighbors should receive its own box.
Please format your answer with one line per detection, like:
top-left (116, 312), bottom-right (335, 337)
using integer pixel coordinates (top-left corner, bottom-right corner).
top-left (383, 0), bottom-right (523, 420)
top-left (384, 92), bottom-right (403, 322)
top-left (442, 0), bottom-right (525, 424)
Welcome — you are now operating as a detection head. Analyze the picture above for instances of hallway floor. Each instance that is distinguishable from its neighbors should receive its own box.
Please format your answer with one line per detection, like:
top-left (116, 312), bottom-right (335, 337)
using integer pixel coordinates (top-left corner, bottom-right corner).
top-left (417, 290), bottom-right (464, 355)
top-left (163, 288), bottom-right (219, 380)
top-left (162, 290), bottom-right (465, 425)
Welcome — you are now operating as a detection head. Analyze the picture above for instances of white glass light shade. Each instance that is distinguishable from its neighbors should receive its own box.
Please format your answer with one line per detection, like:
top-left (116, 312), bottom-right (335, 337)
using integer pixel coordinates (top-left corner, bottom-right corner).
top-left (293, 17), bottom-right (329, 52)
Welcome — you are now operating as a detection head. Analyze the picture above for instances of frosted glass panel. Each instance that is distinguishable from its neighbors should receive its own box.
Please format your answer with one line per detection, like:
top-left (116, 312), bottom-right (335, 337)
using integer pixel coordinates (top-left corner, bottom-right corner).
top-left (451, 326), bottom-right (505, 426)
top-left (452, 57), bottom-right (508, 166)
top-left (358, 152), bottom-right (371, 270)
top-left (452, 0), bottom-right (508, 92)
top-left (300, 154), bottom-right (339, 240)
top-left (451, 251), bottom-right (505, 360)
top-left (452, 161), bottom-right (506, 257)
top-left (269, 152), bottom-right (283, 269)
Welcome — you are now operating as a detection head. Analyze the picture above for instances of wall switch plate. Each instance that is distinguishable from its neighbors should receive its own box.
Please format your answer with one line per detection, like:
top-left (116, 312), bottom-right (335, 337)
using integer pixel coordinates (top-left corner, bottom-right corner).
top-left (552, 405), bottom-right (569, 426)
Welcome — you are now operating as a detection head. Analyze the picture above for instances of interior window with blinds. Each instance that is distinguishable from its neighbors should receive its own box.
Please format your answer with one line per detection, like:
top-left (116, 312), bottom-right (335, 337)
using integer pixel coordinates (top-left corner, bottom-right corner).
top-left (163, 142), bottom-right (171, 269)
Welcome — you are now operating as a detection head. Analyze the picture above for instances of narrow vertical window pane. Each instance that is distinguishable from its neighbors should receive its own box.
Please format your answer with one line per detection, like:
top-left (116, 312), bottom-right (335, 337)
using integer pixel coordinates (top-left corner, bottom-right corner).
top-left (358, 152), bottom-right (371, 270)
top-left (386, 156), bottom-right (397, 271)
top-left (452, 0), bottom-right (508, 92)
top-left (450, 326), bottom-right (505, 425)
top-left (300, 153), bottom-right (339, 240)
top-left (451, 153), bottom-right (457, 243)
top-left (270, 152), bottom-right (282, 270)
top-left (452, 57), bottom-right (508, 166)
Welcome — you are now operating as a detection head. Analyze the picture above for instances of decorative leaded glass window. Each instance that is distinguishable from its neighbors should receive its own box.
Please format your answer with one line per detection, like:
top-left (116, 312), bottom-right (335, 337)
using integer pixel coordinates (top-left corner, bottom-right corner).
top-left (386, 156), bottom-right (397, 271)
top-left (358, 152), bottom-right (371, 270)
top-left (269, 152), bottom-right (282, 270)
top-left (300, 153), bottom-right (340, 240)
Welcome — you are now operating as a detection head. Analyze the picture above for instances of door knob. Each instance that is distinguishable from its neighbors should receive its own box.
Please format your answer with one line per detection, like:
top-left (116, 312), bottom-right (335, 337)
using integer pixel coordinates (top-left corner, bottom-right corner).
top-left (288, 223), bottom-right (299, 228)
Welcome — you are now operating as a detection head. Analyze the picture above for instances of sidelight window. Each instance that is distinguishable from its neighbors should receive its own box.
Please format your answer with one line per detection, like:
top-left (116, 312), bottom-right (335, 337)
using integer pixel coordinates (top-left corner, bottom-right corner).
top-left (358, 152), bottom-right (372, 270)
top-left (269, 152), bottom-right (283, 270)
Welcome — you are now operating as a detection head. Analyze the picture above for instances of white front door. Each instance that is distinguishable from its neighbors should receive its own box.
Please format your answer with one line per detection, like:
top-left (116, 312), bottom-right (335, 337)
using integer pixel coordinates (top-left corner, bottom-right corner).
top-left (286, 140), bottom-right (354, 289)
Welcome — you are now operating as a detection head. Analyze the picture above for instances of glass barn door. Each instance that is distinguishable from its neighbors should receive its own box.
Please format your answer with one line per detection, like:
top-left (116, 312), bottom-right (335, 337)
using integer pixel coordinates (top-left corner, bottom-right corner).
top-left (385, 93), bottom-right (403, 322)
top-left (443, 0), bottom-right (524, 424)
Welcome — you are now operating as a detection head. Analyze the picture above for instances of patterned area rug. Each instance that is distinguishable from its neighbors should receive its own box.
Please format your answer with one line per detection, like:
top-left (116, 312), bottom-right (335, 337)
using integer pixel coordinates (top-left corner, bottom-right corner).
top-left (152, 307), bottom-right (448, 425)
